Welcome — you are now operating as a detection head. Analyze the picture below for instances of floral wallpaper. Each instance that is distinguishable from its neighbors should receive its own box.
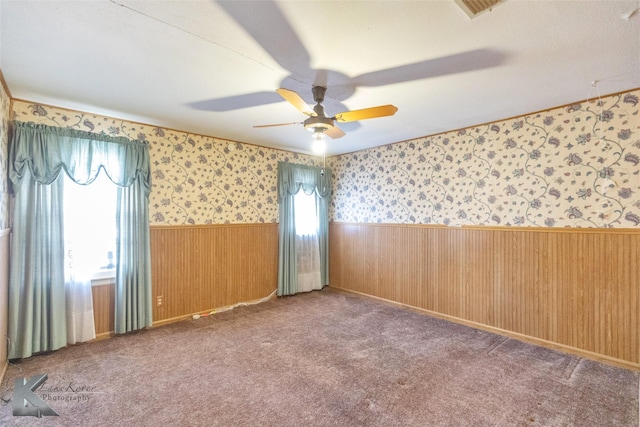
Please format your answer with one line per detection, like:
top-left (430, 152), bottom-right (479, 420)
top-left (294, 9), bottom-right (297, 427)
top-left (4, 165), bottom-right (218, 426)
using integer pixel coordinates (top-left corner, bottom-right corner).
top-left (329, 89), bottom-right (640, 228)
top-left (8, 89), bottom-right (640, 229)
top-left (11, 100), bottom-right (318, 225)
top-left (0, 82), bottom-right (9, 230)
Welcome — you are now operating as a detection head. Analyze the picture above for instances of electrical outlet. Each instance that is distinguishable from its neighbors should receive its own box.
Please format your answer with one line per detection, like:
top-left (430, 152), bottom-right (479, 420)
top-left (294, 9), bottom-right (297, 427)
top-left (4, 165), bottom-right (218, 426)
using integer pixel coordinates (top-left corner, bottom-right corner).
top-left (156, 295), bottom-right (163, 307)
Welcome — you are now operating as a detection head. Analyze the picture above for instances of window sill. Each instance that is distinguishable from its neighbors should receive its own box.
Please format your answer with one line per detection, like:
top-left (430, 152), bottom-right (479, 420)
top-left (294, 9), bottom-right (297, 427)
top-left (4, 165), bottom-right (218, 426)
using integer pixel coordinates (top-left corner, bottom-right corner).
top-left (91, 269), bottom-right (115, 287)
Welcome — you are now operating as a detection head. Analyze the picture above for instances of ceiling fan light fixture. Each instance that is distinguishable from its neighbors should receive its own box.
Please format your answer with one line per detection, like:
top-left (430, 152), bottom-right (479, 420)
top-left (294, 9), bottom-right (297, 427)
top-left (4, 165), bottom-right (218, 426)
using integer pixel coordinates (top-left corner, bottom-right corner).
top-left (312, 131), bottom-right (326, 154)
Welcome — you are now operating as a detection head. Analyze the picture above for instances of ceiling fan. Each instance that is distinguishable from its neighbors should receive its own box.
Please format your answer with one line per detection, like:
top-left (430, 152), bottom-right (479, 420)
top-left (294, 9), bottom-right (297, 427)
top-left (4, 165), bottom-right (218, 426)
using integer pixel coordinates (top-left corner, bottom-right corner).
top-left (254, 86), bottom-right (398, 139)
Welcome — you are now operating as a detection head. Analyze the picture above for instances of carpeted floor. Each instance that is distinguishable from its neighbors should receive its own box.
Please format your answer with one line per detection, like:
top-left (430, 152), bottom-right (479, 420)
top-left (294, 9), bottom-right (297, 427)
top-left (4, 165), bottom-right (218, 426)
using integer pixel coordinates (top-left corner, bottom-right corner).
top-left (0, 287), bottom-right (638, 426)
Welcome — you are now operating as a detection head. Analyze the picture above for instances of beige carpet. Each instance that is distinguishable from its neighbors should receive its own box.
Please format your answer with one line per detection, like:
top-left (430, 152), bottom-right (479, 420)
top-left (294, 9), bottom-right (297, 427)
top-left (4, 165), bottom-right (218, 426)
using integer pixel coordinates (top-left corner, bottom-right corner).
top-left (1, 287), bottom-right (638, 426)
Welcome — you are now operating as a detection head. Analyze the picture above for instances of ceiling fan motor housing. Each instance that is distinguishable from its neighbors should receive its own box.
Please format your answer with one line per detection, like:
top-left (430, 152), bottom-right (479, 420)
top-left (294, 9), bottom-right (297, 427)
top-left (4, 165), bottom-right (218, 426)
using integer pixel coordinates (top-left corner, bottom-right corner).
top-left (312, 86), bottom-right (327, 103)
top-left (304, 115), bottom-right (334, 133)
top-left (305, 86), bottom-right (334, 132)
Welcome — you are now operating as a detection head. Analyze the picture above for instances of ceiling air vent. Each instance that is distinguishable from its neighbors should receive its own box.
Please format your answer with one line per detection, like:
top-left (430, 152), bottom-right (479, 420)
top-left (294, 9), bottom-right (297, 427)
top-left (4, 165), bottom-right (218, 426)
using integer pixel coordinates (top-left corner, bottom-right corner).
top-left (454, 0), bottom-right (505, 18)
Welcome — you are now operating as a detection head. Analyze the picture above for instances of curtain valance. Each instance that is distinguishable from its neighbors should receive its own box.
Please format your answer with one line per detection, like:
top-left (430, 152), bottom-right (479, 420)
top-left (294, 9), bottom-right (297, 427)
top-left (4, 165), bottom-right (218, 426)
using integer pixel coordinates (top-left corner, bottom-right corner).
top-left (10, 121), bottom-right (150, 194)
top-left (277, 161), bottom-right (331, 200)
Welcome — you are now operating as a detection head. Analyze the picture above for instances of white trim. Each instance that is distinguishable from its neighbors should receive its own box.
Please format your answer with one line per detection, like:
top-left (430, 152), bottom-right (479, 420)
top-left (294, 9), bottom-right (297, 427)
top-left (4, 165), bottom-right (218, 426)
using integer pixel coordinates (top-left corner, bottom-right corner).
top-left (91, 269), bottom-right (115, 287)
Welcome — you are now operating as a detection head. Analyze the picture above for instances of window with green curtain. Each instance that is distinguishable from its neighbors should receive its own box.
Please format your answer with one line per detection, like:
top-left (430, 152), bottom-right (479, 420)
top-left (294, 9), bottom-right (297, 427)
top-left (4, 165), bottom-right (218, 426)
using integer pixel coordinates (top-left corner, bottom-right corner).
top-left (8, 121), bottom-right (153, 359)
top-left (276, 162), bottom-right (331, 296)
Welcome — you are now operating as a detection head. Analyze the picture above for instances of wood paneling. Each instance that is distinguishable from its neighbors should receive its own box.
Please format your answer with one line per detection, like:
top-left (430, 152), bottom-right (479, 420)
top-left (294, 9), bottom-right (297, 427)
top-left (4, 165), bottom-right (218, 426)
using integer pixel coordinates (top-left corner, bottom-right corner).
top-left (330, 223), bottom-right (639, 369)
top-left (150, 223), bottom-right (279, 323)
top-left (90, 223), bottom-right (279, 334)
top-left (92, 283), bottom-right (115, 338)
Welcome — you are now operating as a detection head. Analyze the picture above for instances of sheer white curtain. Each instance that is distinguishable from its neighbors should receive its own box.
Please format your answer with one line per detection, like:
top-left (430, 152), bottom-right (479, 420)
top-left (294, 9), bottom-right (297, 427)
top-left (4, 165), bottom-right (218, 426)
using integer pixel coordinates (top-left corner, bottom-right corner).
top-left (294, 191), bottom-right (322, 292)
top-left (64, 281), bottom-right (95, 344)
top-left (62, 172), bottom-right (117, 344)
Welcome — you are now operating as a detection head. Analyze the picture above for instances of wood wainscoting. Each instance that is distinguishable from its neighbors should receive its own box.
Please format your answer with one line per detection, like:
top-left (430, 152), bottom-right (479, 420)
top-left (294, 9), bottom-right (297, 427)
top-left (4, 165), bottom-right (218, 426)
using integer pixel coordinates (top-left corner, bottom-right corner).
top-left (91, 223), bottom-right (279, 335)
top-left (92, 283), bottom-right (115, 337)
top-left (150, 223), bottom-right (278, 324)
top-left (329, 222), bottom-right (639, 370)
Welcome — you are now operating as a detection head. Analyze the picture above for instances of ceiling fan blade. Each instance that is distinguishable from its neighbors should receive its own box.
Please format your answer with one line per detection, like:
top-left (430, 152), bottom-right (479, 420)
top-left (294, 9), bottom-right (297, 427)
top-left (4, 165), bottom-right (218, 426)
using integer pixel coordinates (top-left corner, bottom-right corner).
top-left (325, 126), bottom-right (346, 139)
top-left (276, 88), bottom-right (315, 116)
top-left (253, 122), bottom-right (301, 128)
top-left (333, 105), bottom-right (398, 123)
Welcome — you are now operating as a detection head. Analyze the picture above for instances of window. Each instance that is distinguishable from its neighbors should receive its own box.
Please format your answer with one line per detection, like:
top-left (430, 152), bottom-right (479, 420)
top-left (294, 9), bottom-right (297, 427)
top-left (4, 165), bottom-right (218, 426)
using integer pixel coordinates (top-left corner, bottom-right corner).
top-left (294, 191), bottom-right (318, 236)
top-left (63, 170), bottom-right (117, 282)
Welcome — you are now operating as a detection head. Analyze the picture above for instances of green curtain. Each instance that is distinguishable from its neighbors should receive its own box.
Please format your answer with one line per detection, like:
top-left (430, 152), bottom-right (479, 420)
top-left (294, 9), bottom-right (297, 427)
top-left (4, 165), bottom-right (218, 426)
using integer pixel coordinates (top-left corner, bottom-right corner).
top-left (9, 174), bottom-right (67, 358)
top-left (277, 162), bottom-right (331, 296)
top-left (115, 179), bottom-right (153, 333)
top-left (8, 121), bottom-right (152, 358)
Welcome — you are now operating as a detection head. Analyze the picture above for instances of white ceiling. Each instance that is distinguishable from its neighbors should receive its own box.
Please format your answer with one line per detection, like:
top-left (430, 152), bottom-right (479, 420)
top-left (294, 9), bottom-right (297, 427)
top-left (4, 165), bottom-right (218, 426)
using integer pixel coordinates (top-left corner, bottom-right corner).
top-left (1, 0), bottom-right (639, 156)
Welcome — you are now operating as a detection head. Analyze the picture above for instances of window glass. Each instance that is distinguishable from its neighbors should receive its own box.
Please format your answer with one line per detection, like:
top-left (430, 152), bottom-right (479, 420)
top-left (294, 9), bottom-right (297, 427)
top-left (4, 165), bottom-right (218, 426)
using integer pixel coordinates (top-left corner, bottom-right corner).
top-left (63, 171), bottom-right (117, 280)
top-left (294, 191), bottom-right (318, 236)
